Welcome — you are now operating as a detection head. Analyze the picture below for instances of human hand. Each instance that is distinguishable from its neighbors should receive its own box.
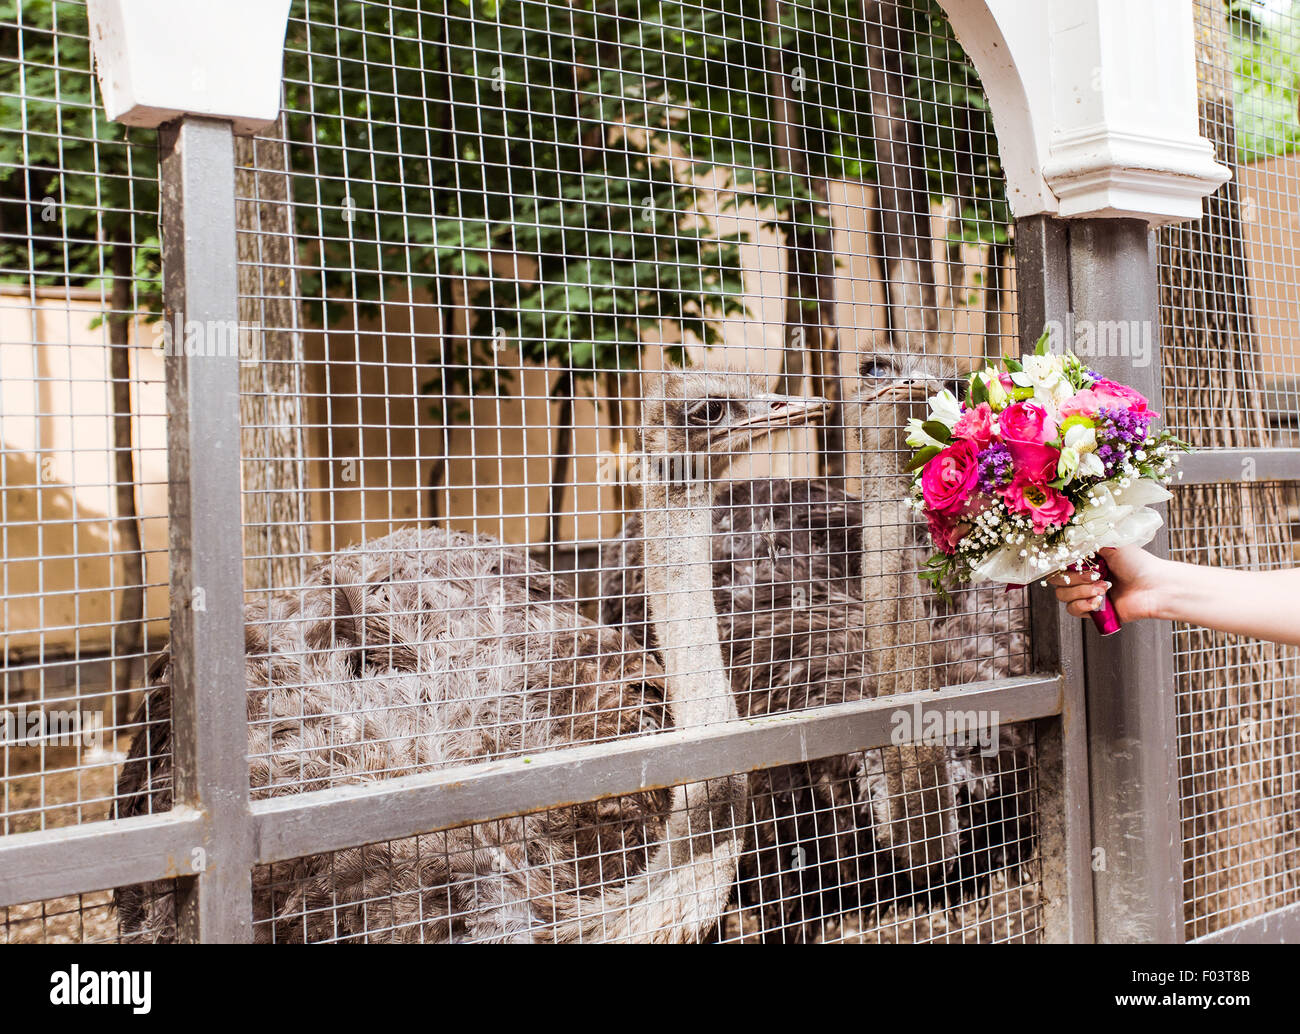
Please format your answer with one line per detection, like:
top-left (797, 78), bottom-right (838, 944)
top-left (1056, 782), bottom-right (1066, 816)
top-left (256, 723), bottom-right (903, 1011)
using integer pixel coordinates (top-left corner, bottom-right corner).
top-left (1046, 545), bottom-right (1166, 623)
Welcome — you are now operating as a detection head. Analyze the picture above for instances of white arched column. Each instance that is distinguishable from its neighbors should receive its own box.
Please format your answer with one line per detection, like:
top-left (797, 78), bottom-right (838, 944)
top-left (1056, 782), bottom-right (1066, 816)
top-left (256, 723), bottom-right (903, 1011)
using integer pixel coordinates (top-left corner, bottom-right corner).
top-left (944, 0), bottom-right (1229, 226)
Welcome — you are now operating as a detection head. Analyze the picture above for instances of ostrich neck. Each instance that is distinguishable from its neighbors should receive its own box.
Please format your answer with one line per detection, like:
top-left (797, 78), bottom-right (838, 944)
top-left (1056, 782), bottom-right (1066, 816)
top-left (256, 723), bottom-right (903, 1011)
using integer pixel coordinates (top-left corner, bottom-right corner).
top-left (639, 478), bottom-right (733, 730)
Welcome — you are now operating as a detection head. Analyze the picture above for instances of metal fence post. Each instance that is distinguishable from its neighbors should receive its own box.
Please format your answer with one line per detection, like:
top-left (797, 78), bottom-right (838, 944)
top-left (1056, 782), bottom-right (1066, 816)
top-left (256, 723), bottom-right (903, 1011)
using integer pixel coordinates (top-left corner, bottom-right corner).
top-left (1067, 218), bottom-right (1183, 943)
top-left (160, 116), bottom-right (254, 943)
top-left (1015, 214), bottom-right (1096, 944)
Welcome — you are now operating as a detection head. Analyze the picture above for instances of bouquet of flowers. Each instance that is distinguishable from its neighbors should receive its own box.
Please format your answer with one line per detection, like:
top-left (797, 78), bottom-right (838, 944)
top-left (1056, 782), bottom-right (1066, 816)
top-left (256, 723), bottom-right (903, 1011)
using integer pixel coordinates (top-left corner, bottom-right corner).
top-left (907, 331), bottom-right (1187, 635)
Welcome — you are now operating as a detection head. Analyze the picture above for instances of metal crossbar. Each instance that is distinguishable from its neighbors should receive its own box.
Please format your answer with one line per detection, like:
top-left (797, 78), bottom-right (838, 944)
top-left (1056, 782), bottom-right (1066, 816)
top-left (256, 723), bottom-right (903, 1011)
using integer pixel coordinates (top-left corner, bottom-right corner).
top-left (0, 674), bottom-right (1061, 910)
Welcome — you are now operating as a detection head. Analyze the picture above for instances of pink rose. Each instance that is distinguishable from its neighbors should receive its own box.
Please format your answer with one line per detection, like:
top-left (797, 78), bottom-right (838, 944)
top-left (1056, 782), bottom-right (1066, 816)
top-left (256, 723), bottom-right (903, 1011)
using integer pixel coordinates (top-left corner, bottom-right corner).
top-left (927, 510), bottom-right (962, 556)
top-left (999, 401), bottom-right (1060, 483)
top-left (921, 439), bottom-right (980, 516)
top-left (1000, 401), bottom-right (1058, 445)
top-left (1003, 475), bottom-right (1075, 534)
top-left (952, 402), bottom-right (994, 446)
top-left (1091, 379), bottom-right (1152, 415)
top-left (1006, 441), bottom-right (1060, 483)
top-left (1058, 389), bottom-right (1104, 419)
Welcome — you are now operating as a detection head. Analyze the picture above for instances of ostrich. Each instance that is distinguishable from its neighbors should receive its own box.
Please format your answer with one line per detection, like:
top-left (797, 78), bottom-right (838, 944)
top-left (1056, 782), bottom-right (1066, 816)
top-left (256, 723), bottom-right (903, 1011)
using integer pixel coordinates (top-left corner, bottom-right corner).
top-left (114, 370), bottom-right (824, 943)
top-left (599, 352), bottom-right (1035, 941)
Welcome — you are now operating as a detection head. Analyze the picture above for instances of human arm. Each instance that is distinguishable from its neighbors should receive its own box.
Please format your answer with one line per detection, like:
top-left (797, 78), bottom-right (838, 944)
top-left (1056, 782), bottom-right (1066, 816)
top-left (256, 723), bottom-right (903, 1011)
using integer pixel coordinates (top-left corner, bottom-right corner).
top-left (1047, 544), bottom-right (1300, 647)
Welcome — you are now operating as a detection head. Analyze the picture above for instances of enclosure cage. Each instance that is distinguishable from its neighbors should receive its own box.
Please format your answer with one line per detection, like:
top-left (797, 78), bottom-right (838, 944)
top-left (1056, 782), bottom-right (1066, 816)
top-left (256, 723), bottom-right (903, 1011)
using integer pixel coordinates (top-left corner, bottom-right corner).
top-left (0, 0), bottom-right (1297, 944)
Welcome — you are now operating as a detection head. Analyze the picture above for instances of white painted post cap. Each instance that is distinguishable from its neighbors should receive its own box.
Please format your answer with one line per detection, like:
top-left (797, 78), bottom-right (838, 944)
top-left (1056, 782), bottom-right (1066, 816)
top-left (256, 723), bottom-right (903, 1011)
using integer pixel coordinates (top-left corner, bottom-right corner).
top-left (87, 0), bottom-right (291, 135)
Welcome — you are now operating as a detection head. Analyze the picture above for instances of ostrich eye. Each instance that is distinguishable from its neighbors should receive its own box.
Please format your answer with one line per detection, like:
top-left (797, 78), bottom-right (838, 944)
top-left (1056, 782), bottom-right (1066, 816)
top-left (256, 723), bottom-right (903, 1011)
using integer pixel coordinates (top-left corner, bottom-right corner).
top-left (860, 359), bottom-right (895, 379)
top-left (688, 399), bottom-right (730, 426)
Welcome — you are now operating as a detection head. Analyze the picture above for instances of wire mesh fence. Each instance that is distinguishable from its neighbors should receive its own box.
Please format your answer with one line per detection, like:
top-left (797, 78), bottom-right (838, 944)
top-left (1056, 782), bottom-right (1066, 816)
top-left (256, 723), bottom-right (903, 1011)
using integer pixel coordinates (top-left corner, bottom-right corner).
top-left (6, 0), bottom-right (1296, 946)
top-left (1161, 0), bottom-right (1300, 941)
top-left (236, 737), bottom-right (1039, 944)
top-left (0, 0), bottom-right (1041, 943)
top-left (0, 0), bottom-right (165, 838)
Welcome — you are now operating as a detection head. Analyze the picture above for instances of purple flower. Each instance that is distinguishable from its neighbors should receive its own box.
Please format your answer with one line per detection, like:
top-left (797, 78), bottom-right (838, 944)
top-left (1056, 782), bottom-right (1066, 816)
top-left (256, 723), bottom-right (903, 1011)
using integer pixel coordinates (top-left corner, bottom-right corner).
top-left (1095, 406), bottom-right (1151, 476)
top-left (977, 442), bottom-right (1014, 494)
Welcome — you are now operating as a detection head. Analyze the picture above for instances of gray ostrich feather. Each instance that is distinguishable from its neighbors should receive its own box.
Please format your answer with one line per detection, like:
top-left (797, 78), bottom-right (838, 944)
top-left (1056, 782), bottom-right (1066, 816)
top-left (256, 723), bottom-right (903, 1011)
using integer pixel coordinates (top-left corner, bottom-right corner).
top-left (116, 526), bottom-right (674, 943)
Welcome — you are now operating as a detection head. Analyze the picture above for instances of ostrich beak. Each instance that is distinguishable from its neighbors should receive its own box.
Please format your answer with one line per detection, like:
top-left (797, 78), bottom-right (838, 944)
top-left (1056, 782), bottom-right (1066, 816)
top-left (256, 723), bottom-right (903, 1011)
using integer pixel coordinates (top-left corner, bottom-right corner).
top-left (856, 378), bottom-right (941, 404)
top-left (711, 394), bottom-right (831, 445)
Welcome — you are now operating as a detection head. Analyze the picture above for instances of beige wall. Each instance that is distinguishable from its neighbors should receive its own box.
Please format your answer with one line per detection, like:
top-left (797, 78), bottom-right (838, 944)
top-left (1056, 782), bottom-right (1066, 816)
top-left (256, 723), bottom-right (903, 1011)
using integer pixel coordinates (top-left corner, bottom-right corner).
top-left (0, 287), bottom-right (170, 656)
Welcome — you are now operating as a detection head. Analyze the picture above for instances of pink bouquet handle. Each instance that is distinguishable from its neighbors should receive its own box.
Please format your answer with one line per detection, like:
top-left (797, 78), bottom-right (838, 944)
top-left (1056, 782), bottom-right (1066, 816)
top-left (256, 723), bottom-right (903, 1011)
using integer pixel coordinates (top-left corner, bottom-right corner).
top-left (1082, 555), bottom-right (1122, 636)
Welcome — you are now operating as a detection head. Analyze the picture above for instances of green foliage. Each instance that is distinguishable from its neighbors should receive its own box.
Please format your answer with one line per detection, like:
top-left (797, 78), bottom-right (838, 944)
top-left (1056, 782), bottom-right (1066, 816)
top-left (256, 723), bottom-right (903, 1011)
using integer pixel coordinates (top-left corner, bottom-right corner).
top-left (619, 0), bottom-right (1007, 245)
top-left (0, 0), bottom-right (161, 300)
top-left (1228, 0), bottom-right (1300, 161)
top-left (1, 0), bottom-right (1010, 407)
top-left (282, 0), bottom-right (748, 398)
top-left (906, 443), bottom-right (941, 470)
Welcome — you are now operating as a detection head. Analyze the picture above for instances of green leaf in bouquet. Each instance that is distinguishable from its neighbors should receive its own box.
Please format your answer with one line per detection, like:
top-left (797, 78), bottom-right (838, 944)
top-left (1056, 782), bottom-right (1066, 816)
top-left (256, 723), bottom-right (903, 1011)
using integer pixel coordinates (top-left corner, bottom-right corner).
top-left (1034, 328), bottom-right (1051, 356)
top-left (1002, 355), bottom-right (1023, 372)
top-left (921, 420), bottom-right (952, 445)
top-left (968, 373), bottom-right (987, 406)
top-left (907, 445), bottom-right (942, 471)
top-left (918, 559), bottom-right (955, 605)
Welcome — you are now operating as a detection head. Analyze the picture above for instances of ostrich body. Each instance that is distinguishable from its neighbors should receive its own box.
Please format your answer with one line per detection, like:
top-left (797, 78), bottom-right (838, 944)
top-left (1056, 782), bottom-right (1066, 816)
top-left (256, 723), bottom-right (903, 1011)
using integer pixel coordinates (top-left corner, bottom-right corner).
top-left (599, 355), bottom-right (1035, 940)
top-left (118, 527), bottom-right (672, 943)
top-left (115, 373), bottom-right (820, 943)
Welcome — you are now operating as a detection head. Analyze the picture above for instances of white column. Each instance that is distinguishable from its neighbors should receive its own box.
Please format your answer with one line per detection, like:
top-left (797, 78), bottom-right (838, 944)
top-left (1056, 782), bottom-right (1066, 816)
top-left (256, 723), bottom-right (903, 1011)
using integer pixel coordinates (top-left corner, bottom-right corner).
top-left (946, 0), bottom-right (1230, 225)
top-left (87, 0), bottom-right (291, 135)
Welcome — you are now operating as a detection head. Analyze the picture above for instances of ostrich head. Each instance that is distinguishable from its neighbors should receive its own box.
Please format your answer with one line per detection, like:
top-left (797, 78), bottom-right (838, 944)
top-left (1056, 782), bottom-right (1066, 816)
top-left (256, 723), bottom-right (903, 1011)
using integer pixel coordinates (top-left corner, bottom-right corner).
top-left (638, 369), bottom-right (828, 502)
top-left (844, 351), bottom-right (966, 481)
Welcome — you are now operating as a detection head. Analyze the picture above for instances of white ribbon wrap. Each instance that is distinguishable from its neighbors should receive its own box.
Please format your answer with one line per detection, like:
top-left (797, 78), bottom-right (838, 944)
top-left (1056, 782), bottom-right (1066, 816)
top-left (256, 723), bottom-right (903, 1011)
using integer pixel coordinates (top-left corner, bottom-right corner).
top-left (969, 479), bottom-right (1172, 585)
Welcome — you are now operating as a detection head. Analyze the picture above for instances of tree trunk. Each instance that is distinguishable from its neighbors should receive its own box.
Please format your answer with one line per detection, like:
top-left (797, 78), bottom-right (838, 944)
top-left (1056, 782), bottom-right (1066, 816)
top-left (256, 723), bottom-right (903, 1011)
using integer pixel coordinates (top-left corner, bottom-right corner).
top-left (546, 369), bottom-right (576, 553)
top-left (862, 0), bottom-right (946, 693)
top-left (982, 239), bottom-right (1008, 361)
top-left (864, 0), bottom-right (941, 356)
top-left (428, 29), bottom-right (461, 527)
top-left (602, 367), bottom-right (629, 525)
top-left (765, 0), bottom-right (844, 476)
top-left (108, 239), bottom-right (143, 736)
top-left (1160, 0), bottom-right (1300, 937)
top-left (856, 0), bottom-right (960, 883)
top-left (235, 118), bottom-right (312, 592)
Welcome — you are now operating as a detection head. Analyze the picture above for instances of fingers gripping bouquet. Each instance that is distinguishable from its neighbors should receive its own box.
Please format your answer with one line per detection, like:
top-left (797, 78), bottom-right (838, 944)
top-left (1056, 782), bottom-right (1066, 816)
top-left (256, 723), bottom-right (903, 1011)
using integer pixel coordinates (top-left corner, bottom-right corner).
top-left (906, 331), bottom-right (1188, 635)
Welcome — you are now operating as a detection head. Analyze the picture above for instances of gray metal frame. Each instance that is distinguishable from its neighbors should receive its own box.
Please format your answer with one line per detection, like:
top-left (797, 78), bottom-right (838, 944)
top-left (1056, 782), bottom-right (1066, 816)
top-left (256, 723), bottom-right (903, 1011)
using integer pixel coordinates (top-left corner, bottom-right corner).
top-left (0, 671), bottom-right (1065, 922)
top-left (1019, 216), bottom-right (1185, 943)
top-left (159, 116), bottom-right (256, 944)
top-left (1069, 220), bottom-right (1184, 943)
